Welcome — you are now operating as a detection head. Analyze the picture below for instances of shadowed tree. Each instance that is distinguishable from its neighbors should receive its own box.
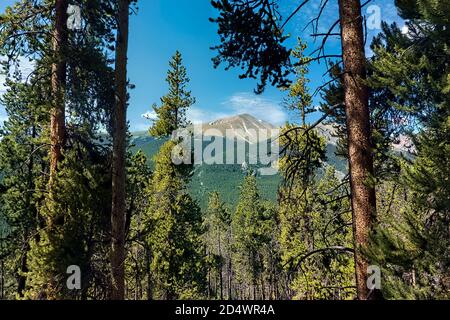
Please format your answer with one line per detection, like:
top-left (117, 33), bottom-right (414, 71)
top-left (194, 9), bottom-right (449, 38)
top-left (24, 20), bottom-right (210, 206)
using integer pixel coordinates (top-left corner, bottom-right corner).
top-left (49, 0), bottom-right (69, 184)
top-left (111, 0), bottom-right (133, 300)
top-left (1, 0), bottom-right (120, 299)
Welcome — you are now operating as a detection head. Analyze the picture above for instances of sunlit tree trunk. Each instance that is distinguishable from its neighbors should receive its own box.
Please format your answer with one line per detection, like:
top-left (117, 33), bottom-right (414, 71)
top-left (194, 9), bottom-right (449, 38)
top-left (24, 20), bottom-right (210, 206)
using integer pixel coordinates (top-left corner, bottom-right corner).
top-left (338, 0), bottom-right (377, 300)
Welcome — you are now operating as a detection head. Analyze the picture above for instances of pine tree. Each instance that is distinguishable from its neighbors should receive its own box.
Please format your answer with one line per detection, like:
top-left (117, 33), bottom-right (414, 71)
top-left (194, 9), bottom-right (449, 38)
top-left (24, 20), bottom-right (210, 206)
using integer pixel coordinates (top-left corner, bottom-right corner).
top-left (25, 143), bottom-right (112, 300)
top-left (203, 192), bottom-right (230, 299)
top-left (337, 0), bottom-right (377, 299)
top-left (278, 119), bottom-right (355, 299)
top-left (0, 79), bottom-right (48, 298)
top-left (232, 173), bottom-right (278, 299)
top-left (279, 167), bottom-right (355, 299)
top-left (283, 40), bottom-right (315, 127)
top-left (0, 0), bottom-right (119, 299)
top-left (146, 141), bottom-right (206, 299)
top-left (211, 1), bottom-right (377, 298)
top-left (125, 150), bottom-right (153, 300)
top-left (367, 115), bottom-right (449, 299)
top-left (364, 0), bottom-right (450, 299)
top-left (150, 51), bottom-right (195, 137)
top-left (49, 0), bottom-right (69, 182)
top-left (111, 0), bottom-right (133, 301)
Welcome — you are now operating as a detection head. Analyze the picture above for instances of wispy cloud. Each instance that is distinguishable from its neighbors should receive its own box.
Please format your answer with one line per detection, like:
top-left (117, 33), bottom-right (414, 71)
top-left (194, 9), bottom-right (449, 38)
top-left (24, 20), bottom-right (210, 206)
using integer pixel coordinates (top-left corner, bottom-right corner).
top-left (187, 107), bottom-right (230, 125)
top-left (187, 92), bottom-right (287, 126)
top-left (225, 92), bottom-right (287, 124)
top-left (142, 110), bottom-right (158, 120)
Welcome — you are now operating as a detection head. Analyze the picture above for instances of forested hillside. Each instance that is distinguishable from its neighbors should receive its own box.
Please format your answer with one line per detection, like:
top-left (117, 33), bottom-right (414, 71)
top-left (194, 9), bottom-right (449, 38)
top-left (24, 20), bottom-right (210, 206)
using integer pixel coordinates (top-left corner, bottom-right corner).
top-left (0, 0), bottom-right (448, 302)
top-left (130, 115), bottom-right (348, 210)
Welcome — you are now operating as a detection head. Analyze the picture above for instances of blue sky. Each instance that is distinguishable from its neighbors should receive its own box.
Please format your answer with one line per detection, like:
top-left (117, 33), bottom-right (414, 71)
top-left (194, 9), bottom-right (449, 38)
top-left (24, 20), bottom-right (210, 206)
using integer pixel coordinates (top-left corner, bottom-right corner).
top-left (0, 0), bottom-right (404, 131)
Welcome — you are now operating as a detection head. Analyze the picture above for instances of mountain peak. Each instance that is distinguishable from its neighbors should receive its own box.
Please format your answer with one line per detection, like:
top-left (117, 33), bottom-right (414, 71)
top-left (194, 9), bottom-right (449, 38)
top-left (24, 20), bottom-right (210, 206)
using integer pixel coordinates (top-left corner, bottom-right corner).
top-left (207, 113), bottom-right (274, 128)
top-left (201, 113), bottom-right (276, 143)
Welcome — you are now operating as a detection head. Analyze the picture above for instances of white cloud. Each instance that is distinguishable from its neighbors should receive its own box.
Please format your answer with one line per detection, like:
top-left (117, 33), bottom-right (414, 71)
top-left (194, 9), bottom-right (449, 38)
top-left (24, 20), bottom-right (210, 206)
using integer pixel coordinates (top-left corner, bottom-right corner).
top-left (187, 92), bottom-right (287, 126)
top-left (187, 107), bottom-right (230, 125)
top-left (226, 92), bottom-right (287, 125)
top-left (401, 25), bottom-right (409, 34)
top-left (142, 110), bottom-right (158, 120)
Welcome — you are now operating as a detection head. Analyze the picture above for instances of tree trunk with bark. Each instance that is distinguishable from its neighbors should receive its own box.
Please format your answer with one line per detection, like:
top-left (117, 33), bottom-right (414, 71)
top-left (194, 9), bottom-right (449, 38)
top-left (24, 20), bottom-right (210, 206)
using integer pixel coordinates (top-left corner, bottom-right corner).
top-left (217, 227), bottom-right (224, 300)
top-left (111, 0), bottom-right (130, 300)
top-left (49, 0), bottom-right (68, 182)
top-left (338, 0), bottom-right (377, 300)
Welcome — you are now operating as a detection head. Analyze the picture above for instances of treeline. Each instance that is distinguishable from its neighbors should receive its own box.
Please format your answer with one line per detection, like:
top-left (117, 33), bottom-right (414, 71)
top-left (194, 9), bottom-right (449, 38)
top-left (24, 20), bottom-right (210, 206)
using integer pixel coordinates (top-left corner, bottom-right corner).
top-left (0, 0), bottom-right (449, 300)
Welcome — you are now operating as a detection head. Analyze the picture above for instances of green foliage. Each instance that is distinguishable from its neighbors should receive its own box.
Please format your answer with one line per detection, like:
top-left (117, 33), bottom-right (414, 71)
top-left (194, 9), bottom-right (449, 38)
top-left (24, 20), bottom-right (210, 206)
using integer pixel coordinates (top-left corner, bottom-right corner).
top-left (145, 141), bottom-right (206, 299)
top-left (210, 0), bottom-right (292, 93)
top-left (232, 173), bottom-right (279, 299)
top-left (279, 124), bottom-right (327, 188)
top-left (278, 122), bottom-right (354, 299)
top-left (125, 150), bottom-right (153, 300)
top-left (25, 143), bottom-right (112, 299)
top-left (0, 79), bottom-right (48, 299)
top-left (0, 0), bottom-right (117, 299)
top-left (150, 51), bottom-right (195, 137)
top-left (365, 0), bottom-right (450, 300)
top-left (367, 116), bottom-right (450, 299)
top-left (1, 0), bottom-right (448, 302)
top-left (283, 39), bottom-right (315, 126)
top-left (203, 192), bottom-right (231, 299)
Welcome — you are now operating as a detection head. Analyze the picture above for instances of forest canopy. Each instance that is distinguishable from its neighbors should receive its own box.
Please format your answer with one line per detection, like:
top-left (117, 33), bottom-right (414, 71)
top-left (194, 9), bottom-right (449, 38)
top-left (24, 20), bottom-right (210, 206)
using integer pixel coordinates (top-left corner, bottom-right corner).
top-left (0, 0), bottom-right (448, 302)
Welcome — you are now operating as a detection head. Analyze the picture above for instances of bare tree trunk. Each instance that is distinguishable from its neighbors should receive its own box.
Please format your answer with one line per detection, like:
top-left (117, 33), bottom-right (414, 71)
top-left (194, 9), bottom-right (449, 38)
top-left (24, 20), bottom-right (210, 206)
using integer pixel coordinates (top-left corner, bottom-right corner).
top-left (17, 241), bottom-right (29, 297)
top-left (18, 125), bottom-right (36, 297)
top-left (207, 249), bottom-right (211, 299)
top-left (0, 257), bottom-right (4, 299)
top-left (145, 245), bottom-right (153, 300)
top-left (338, 0), bottom-right (377, 300)
top-left (227, 229), bottom-right (232, 300)
top-left (49, 0), bottom-right (68, 183)
top-left (217, 226), bottom-right (224, 300)
top-left (111, 0), bottom-right (130, 300)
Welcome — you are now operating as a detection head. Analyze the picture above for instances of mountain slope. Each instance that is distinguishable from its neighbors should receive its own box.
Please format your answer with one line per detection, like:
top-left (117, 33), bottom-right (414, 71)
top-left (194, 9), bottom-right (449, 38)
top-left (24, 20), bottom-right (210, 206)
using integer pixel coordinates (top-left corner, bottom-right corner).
top-left (131, 114), bottom-right (347, 210)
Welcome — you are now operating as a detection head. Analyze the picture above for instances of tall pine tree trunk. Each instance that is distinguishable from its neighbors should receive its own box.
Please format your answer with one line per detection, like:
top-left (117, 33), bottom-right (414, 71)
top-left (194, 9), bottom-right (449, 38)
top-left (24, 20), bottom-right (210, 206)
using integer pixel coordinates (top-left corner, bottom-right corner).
top-left (0, 257), bottom-right (3, 299)
top-left (338, 0), bottom-right (377, 300)
top-left (111, 0), bottom-right (130, 300)
top-left (217, 228), bottom-right (224, 300)
top-left (49, 0), bottom-right (68, 181)
top-left (227, 229), bottom-right (232, 300)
